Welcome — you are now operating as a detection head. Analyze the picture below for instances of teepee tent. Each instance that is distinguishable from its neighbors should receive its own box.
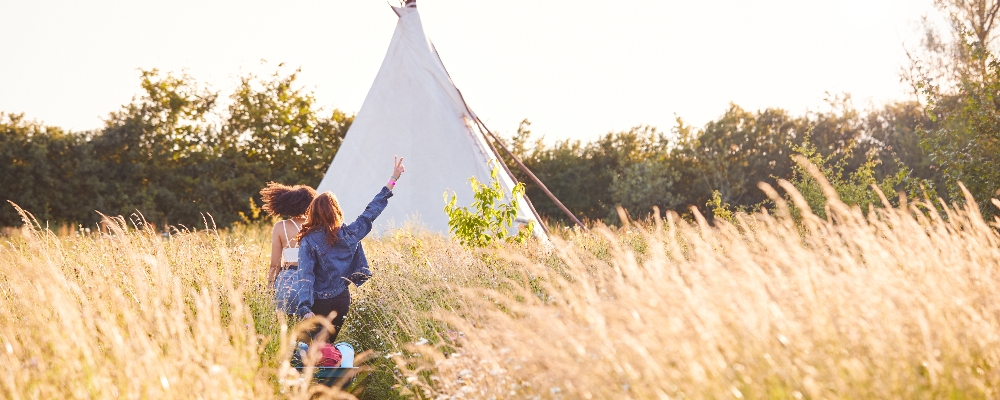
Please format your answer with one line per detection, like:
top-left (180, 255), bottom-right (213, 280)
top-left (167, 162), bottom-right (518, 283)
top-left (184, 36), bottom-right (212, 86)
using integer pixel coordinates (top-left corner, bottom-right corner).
top-left (317, 1), bottom-right (563, 236)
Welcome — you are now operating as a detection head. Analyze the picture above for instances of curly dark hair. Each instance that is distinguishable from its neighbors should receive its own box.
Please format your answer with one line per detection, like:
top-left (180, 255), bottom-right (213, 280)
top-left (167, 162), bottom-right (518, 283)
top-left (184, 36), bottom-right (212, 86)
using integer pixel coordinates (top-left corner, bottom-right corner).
top-left (260, 182), bottom-right (317, 218)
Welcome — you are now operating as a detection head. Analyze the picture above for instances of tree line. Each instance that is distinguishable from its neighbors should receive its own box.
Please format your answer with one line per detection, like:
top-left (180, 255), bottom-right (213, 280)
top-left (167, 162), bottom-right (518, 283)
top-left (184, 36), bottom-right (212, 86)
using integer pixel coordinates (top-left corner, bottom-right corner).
top-left (503, 97), bottom-right (942, 225)
top-left (508, 0), bottom-right (999, 225)
top-left (2, 0), bottom-right (999, 229)
top-left (1, 68), bottom-right (351, 229)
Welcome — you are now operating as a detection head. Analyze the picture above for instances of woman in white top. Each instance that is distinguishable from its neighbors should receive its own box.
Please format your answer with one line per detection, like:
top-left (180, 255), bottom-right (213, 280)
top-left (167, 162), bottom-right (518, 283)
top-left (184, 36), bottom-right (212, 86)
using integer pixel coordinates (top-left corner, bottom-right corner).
top-left (260, 182), bottom-right (318, 287)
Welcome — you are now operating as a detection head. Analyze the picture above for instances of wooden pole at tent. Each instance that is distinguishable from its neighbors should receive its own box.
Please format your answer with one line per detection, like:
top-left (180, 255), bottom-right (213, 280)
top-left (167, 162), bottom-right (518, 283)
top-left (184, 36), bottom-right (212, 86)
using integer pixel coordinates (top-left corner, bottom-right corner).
top-left (428, 42), bottom-right (585, 231)
top-left (472, 117), bottom-right (588, 231)
top-left (471, 120), bottom-right (552, 234)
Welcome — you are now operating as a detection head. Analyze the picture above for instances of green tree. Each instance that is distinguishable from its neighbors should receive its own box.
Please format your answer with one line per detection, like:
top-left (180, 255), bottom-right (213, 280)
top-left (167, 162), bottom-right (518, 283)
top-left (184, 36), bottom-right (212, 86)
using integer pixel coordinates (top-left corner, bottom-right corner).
top-left (223, 66), bottom-right (350, 187)
top-left (216, 66), bottom-right (351, 224)
top-left (672, 104), bottom-right (804, 215)
top-left (1, 67), bottom-right (352, 229)
top-left (920, 40), bottom-right (1000, 217)
top-left (0, 114), bottom-right (100, 226)
top-left (91, 69), bottom-right (218, 227)
top-left (858, 101), bottom-right (934, 182)
top-left (609, 155), bottom-right (682, 220)
top-left (909, 0), bottom-right (1000, 218)
top-left (507, 122), bottom-right (677, 224)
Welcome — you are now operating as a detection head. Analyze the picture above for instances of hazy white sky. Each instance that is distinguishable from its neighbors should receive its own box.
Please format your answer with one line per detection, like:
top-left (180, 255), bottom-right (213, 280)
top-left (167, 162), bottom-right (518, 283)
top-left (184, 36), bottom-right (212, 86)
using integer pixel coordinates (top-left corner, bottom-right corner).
top-left (1, 0), bottom-right (935, 142)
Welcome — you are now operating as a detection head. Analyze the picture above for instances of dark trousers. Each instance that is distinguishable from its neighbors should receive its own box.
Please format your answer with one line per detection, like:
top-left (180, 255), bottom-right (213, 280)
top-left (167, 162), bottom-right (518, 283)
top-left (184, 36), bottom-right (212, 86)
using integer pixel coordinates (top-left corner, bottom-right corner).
top-left (306, 289), bottom-right (351, 343)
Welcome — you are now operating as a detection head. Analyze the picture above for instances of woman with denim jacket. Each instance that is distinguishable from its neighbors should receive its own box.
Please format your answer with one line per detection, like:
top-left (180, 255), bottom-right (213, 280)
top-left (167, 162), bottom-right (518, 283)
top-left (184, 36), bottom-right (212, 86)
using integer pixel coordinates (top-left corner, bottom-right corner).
top-left (294, 156), bottom-right (405, 342)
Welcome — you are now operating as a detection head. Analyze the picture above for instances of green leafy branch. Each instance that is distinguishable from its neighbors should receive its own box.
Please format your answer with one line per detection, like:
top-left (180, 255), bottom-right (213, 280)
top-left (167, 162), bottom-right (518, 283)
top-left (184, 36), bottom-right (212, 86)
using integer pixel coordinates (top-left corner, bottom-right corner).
top-left (443, 167), bottom-right (534, 248)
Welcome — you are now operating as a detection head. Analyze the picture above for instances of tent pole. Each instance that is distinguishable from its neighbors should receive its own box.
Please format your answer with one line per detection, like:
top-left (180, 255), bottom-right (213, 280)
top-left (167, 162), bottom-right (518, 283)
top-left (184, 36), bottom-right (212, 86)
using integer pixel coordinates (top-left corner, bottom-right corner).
top-left (429, 42), bottom-right (584, 231)
top-left (472, 117), bottom-right (588, 231)
top-left (471, 120), bottom-right (550, 234)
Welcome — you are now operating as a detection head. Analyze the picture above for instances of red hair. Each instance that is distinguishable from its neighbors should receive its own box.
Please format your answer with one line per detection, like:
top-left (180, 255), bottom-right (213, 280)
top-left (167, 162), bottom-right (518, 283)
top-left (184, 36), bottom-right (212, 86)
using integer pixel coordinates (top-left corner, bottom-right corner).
top-left (297, 192), bottom-right (344, 247)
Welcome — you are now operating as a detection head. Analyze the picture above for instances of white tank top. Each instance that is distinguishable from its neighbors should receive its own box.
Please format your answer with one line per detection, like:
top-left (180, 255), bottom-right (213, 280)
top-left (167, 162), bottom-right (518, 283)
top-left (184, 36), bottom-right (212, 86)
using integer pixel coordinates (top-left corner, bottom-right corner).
top-left (281, 219), bottom-right (302, 264)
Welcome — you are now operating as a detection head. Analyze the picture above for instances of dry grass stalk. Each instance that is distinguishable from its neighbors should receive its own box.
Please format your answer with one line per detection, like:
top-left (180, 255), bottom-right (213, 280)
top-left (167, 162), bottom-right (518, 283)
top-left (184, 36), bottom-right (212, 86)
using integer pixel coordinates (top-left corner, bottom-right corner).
top-left (397, 180), bottom-right (1000, 398)
top-left (3, 167), bottom-right (999, 399)
top-left (0, 205), bottom-right (360, 399)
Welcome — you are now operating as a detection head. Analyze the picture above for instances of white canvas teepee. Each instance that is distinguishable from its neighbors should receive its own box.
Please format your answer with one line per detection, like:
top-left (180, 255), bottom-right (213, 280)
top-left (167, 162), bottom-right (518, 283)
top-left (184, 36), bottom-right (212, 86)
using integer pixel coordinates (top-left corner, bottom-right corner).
top-left (316, 2), bottom-right (544, 236)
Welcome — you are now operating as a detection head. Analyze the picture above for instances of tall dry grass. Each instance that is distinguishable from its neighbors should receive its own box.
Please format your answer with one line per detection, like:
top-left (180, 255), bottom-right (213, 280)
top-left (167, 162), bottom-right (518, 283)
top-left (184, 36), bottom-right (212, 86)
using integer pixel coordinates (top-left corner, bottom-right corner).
top-left (0, 207), bottom-right (529, 399)
top-left (391, 182), bottom-right (1000, 398)
top-left (0, 208), bottom-right (356, 399)
top-left (2, 169), bottom-right (1000, 399)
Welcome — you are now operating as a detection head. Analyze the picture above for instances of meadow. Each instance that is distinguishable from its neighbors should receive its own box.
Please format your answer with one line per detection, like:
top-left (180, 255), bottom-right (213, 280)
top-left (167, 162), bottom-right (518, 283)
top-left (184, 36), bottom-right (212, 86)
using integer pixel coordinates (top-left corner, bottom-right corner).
top-left (2, 177), bottom-right (999, 399)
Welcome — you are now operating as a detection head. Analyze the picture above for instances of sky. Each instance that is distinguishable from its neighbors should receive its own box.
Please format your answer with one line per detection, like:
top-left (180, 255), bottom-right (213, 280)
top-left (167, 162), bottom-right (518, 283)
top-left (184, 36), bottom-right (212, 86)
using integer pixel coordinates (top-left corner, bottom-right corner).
top-left (0, 0), bottom-right (936, 142)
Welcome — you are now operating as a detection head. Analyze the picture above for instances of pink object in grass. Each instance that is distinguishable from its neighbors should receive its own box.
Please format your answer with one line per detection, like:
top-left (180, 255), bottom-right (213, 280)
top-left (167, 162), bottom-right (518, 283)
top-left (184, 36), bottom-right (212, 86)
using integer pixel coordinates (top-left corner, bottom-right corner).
top-left (317, 343), bottom-right (342, 367)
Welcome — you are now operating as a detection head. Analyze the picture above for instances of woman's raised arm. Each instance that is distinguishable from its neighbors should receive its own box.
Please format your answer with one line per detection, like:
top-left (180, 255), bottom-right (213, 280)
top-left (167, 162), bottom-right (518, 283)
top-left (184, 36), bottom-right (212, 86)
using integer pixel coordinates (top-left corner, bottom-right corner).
top-left (344, 156), bottom-right (406, 239)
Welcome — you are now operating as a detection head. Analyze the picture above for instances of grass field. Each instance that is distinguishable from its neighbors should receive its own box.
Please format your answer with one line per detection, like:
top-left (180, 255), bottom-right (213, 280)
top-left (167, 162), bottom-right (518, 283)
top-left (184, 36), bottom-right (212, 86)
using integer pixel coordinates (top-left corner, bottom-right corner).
top-left (2, 180), bottom-right (999, 399)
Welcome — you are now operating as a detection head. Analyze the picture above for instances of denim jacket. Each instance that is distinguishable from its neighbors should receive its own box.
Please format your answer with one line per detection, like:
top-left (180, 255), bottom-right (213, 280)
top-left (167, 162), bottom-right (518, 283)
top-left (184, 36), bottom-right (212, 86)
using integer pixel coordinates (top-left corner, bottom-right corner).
top-left (295, 187), bottom-right (393, 317)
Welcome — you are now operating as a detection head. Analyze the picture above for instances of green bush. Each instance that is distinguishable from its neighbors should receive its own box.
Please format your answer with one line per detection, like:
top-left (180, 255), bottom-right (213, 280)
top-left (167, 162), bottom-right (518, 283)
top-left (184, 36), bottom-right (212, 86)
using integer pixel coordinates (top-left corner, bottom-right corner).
top-left (443, 167), bottom-right (533, 248)
top-left (705, 134), bottom-right (931, 223)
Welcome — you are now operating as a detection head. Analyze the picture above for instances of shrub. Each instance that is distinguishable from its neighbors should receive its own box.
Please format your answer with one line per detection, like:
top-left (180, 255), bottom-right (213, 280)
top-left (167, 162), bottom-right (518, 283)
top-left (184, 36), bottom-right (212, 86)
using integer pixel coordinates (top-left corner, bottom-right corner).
top-left (443, 167), bottom-right (533, 248)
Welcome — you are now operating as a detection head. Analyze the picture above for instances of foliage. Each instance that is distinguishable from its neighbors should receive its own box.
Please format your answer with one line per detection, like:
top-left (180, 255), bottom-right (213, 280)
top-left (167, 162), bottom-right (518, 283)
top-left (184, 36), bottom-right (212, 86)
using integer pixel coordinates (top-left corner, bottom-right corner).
top-left (500, 98), bottom-right (933, 226)
top-left (920, 35), bottom-right (1000, 219)
top-left (90, 69), bottom-right (219, 227)
top-left (901, 0), bottom-right (1000, 219)
top-left (706, 190), bottom-right (737, 225)
top-left (786, 134), bottom-right (918, 219)
top-left (609, 151), bottom-right (682, 221)
top-left (903, 0), bottom-right (1000, 94)
top-left (223, 67), bottom-right (350, 189)
top-left (238, 197), bottom-right (264, 224)
top-left (443, 167), bottom-right (533, 248)
top-left (0, 83), bottom-right (947, 230)
top-left (0, 114), bottom-right (100, 226)
top-left (0, 67), bottom-right (351, 229)
top-left (504, 121), bottom-right (679, 224)
top-left (674, 105), bottom-right (803, 213)
top-left (860, 101), bottom-right (935, 182)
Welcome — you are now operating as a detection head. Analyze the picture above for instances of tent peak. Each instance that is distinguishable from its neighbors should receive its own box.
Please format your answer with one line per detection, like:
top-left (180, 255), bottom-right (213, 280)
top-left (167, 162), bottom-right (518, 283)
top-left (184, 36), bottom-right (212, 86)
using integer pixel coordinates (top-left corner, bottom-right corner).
top-left (390, 0), bottom-right (416, 16)
top-left (322, 0), bottom-right (552, 238)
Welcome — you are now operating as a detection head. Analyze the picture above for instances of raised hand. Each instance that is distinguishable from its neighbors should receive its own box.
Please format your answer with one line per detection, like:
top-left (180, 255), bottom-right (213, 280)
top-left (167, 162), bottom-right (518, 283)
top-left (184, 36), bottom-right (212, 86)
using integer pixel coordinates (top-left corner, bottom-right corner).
top-left (392, 156), bottom-right (405, 180)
